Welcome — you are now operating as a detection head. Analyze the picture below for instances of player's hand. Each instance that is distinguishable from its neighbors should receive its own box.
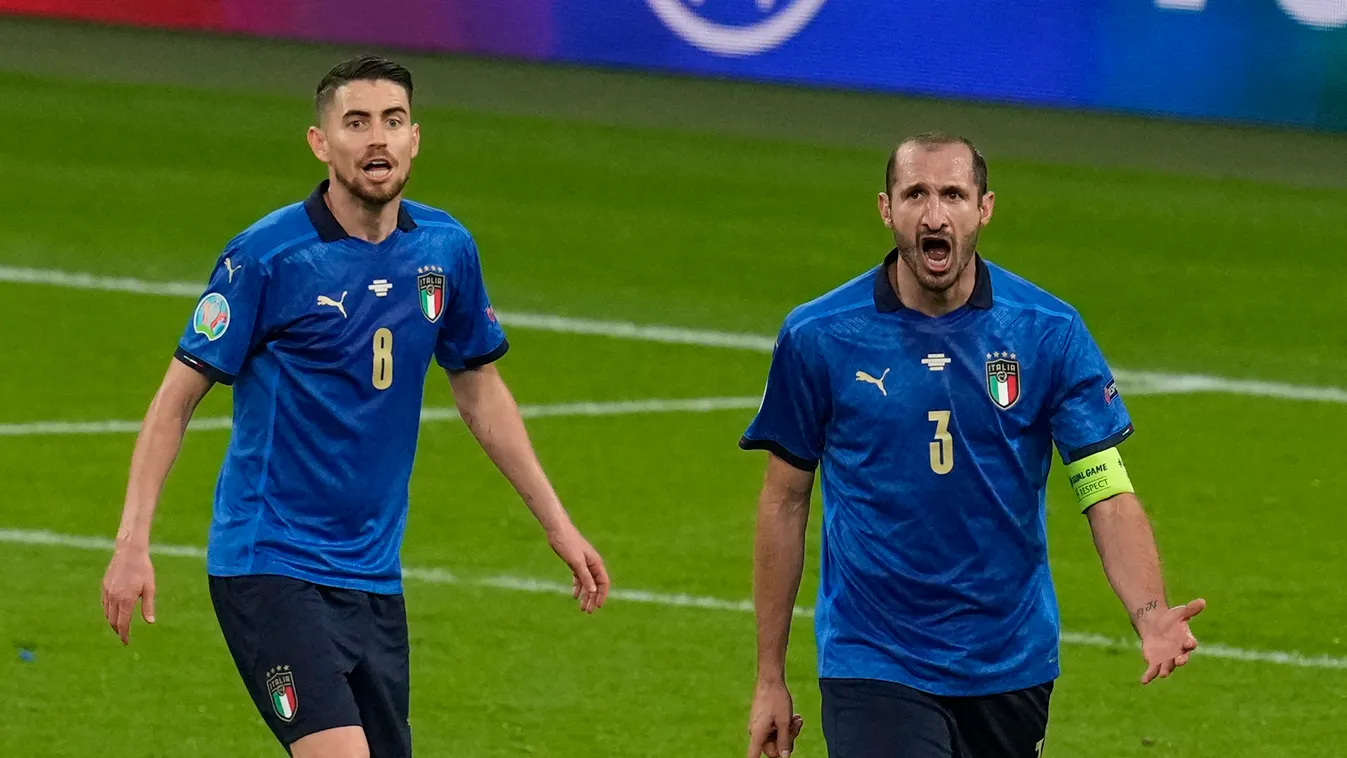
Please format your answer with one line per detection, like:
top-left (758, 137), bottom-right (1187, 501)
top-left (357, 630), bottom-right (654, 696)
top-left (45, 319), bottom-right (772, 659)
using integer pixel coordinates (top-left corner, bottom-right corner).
top-left (101, 544), bottom-right (157, 646)
top-left (546, 525), bottom-right (610, 614)
top-left (1138, 597), bottom-right (1205, 684)
top-left (747, 679), bottom-right (804, 758)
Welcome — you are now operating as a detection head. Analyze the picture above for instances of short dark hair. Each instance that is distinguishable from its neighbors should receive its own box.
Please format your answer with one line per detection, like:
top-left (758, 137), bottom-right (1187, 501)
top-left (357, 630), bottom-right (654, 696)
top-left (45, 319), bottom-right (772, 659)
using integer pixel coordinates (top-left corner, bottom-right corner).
top-left (885, 132), bottom-right (988, 197)
top-left (314, 55), bottom-right (414, 121)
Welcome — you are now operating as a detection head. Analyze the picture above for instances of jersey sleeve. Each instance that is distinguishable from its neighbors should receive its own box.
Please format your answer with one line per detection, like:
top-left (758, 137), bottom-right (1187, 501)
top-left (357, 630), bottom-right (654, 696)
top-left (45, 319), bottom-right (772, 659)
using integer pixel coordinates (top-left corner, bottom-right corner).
top-left (435, 235), bottom-right (509, 372)
top-left (174, 249), bottom-right (269, 386)
top-left (1048, 315), bottom-right (1134, 464)
top-left (738, 324), bottom-right (830, 471)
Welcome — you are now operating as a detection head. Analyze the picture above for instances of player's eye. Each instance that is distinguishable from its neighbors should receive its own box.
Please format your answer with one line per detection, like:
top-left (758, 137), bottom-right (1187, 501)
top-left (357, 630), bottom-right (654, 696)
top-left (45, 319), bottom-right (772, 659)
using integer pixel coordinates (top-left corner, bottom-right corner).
top-left (945, 190), bottom-right (962, 200)
top-left (387, 118), bottom-right (402, 128)
top-left (347, 119), bottom-right (366, 130)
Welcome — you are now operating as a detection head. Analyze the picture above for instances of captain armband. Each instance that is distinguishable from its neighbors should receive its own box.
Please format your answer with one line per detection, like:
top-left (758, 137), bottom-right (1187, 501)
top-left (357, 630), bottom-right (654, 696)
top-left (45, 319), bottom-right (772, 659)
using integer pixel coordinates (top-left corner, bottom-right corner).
top-left (1065, 446), bottom-right (1134, 511)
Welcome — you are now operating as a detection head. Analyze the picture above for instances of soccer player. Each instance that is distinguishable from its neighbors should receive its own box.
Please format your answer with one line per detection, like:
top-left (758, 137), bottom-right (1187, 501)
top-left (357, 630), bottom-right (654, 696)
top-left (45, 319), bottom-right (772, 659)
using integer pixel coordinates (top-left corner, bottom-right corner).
top-left (741, 133), bottom-right (1204, 758)
top-left (99, 55), bottom-right (610, 758)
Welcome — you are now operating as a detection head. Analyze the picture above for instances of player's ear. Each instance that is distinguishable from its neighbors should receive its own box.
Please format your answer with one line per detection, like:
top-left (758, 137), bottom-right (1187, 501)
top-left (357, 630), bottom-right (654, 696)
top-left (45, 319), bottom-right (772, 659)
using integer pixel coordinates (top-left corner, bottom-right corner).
top-left (410, 122), bottom-right (420, 160)
top-left (307, 125), bottom-right (330, 163)
top-left (980, 190), bottom-right (995, 226)
top-left (878, 192), bottom-right (893, 230)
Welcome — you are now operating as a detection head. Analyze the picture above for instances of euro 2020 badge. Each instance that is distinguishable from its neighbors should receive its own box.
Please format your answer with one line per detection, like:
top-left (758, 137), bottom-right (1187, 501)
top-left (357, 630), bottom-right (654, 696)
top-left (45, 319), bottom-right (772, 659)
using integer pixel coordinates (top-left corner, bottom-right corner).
top-left (193, 293), bottom-right (230, 342)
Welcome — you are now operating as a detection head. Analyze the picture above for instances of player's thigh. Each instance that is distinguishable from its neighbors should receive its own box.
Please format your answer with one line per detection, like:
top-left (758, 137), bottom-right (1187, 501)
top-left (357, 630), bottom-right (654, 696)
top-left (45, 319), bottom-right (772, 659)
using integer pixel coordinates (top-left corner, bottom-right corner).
top-left (209, 575), bottom-right (365, 748)
top-left (946, 681), bottom-right (1053, 758)
top-left (346, 590), bottom-right (412, 758)
top-left (819, 678), bottom-right (958, 758)
top-left (290, 726), bottom-right (371, 758)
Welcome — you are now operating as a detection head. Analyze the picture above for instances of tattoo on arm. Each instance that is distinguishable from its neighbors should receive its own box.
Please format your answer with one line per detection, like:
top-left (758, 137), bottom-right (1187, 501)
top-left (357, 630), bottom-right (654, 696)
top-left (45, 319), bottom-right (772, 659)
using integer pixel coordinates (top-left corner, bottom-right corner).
top-left (1133, 599), bottom-right (1160, 621)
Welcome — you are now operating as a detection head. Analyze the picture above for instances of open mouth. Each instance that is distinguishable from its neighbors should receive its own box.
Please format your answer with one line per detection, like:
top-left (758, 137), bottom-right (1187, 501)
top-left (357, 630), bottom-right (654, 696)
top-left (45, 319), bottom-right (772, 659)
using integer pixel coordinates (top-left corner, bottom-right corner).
top-left (920, 236), bottom-right (953, 274)
top-left (362, 158), bottom-right (394, 181)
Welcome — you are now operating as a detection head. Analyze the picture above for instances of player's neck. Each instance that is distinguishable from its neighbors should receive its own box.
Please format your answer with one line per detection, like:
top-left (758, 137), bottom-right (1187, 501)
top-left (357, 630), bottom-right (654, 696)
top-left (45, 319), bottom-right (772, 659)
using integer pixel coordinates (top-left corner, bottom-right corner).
top-left (323, 181), bottom-right (402, 244)
top-left (891, 256), bottom-right (978, 318)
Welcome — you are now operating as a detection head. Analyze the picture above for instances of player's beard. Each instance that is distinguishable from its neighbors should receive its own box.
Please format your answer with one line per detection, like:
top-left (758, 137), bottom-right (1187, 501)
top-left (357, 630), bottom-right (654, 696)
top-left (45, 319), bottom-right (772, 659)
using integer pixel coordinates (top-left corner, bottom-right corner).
top-left (333, 163), bottom-right (411, 209)
top-left (897, 225), bottom-right (980, 294)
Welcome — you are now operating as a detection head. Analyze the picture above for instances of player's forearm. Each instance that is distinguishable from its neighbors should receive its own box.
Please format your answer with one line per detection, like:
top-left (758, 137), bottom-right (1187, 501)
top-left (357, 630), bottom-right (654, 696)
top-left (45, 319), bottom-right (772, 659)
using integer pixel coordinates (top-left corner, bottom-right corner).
top-left (753, 456), bottom-right (813, 685)
top-left (450, 366), bottom-right (570, 533)
top-left (117, 362), bottom-right (210, 549)
top-left (1087, 492), bottom-right (1168, 635)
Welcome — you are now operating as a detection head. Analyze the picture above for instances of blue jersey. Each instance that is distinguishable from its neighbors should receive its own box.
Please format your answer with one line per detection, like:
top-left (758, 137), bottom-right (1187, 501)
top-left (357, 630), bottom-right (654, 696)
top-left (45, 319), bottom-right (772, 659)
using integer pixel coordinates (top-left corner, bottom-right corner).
top-left (176, 181), bottom-right (508, 594)
top-left (741, 250), bottom-right (1133, 696)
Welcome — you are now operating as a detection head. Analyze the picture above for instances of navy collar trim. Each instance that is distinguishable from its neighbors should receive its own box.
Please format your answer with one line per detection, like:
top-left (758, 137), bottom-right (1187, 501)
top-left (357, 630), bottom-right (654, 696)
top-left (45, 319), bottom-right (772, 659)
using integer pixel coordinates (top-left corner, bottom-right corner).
top-left (873, 248), bottom-right (994, 312)
top-left (303, 179), bottom-right (417, 243)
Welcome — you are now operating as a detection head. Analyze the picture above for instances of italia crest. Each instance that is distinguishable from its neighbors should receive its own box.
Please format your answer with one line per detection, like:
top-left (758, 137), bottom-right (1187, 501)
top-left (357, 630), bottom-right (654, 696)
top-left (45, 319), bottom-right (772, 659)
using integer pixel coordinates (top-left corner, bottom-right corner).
top-left (417, 265), bottom-right (446, 323)
top-left (266, 665), bottom-right (298, 723)
top-left (985, 351), bottom-right (1021, 409)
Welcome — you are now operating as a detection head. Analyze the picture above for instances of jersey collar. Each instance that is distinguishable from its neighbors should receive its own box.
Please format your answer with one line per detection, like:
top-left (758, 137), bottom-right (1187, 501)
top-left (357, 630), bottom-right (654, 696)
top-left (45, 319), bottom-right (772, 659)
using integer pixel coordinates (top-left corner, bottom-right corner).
top-left (873, 248), bottom-right (994, 313)
top-left (303, 179), bottom-right (418, 243)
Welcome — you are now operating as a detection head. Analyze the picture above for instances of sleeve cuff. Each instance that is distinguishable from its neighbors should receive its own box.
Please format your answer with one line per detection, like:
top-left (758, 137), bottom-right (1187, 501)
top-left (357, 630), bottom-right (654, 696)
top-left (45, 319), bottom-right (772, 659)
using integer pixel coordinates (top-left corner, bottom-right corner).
top-left (174, 347), bottom-right (236, 386)
top-left (448, 337), bottom-right (510, 373)
top-left (1062, 422), bottom-right (1134, 465)
top-left (738, 437), bottom-right (819, 472)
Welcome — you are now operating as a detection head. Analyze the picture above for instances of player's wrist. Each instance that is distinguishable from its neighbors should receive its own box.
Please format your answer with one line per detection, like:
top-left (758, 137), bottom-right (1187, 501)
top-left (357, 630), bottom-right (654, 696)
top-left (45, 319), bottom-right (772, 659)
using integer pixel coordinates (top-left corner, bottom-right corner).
top-left (755, 675), bottom-right (787, 690)
top-left (114, 523), bottom-right (151, 553)
top-left (114, 536), bottom-right (151, 554)
top-left (1130, 598), bottom-right (1168, 637)
top-left (540, 514), bottom-right (574, 536)
top-left (754, 663), bottom-right (788, 687)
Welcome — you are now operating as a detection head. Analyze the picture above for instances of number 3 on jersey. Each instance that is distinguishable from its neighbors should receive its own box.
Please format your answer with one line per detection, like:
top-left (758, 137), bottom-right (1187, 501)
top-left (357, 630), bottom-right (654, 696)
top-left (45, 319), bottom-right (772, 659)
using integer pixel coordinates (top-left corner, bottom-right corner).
top-left (372, 327), bottom-right (393, 390)
top-left (928, 410), bottom-right (953, 475)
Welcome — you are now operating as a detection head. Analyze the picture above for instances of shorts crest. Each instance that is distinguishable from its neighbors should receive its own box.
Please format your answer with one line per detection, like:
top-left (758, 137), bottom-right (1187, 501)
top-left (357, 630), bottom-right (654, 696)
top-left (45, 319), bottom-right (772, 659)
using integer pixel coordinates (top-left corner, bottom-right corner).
top-left (266, 665), bottom-right (298, 722)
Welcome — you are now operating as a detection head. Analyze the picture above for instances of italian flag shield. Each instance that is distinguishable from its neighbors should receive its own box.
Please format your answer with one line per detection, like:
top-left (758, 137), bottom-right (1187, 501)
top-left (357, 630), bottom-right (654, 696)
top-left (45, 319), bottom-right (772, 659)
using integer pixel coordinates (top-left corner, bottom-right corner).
top-left (986, 357), bottom-right (1021, 409)
top-left (266, 667), bottom-right (299, 723)
top-left (273, 685), bottom-right (297, 721)
top-left (418, 270), bottom-right (446, 322)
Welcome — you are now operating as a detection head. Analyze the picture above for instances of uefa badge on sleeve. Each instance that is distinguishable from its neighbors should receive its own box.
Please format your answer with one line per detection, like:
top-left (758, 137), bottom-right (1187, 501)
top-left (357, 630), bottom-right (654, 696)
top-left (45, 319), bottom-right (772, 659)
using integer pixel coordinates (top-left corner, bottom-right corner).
top-left (266, 665), bottom-right (298, 723)
top-left (417, 265), bottom-right (445, 323)
top-left (192, 293), bottom-right (230, 341)
top-left (985, 351), bottom-right (1021, 410)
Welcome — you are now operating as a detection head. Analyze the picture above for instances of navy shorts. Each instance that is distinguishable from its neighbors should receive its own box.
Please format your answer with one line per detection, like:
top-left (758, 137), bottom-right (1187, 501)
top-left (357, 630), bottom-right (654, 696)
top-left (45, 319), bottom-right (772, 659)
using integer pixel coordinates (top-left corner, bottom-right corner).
top-left (820, 678), bottom-right (1052, 758)
top-left (209, 574), bottom-right (412, 757)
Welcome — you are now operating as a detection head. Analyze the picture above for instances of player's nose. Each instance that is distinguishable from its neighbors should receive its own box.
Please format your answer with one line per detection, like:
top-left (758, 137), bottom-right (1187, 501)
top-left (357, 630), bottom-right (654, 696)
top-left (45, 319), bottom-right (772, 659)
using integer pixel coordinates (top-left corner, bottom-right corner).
top-left (920, 216), bottom-right (948, 233)
top-left (920, 198), bottom-right (950, 229)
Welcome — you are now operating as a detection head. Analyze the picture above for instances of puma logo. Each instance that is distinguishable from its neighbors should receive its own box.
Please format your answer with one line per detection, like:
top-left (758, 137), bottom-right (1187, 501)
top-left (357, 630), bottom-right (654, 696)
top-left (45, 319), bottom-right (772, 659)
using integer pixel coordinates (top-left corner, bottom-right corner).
top-left (317, 291), bottom-right (348, 319)
top-left (224, 257), bottom-right (242, 283)
top-left (855, 368), bottom-right (890, 397)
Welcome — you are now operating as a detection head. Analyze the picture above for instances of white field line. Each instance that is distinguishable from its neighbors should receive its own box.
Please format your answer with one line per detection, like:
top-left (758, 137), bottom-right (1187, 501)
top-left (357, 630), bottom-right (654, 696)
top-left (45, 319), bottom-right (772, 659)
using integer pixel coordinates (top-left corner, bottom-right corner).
top-left (4, 527), bottom-right (1346, 671)
top-left (2, 265), bottom-right (1345, 404)
top-left (0, 397), bottom-right (763, 437)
